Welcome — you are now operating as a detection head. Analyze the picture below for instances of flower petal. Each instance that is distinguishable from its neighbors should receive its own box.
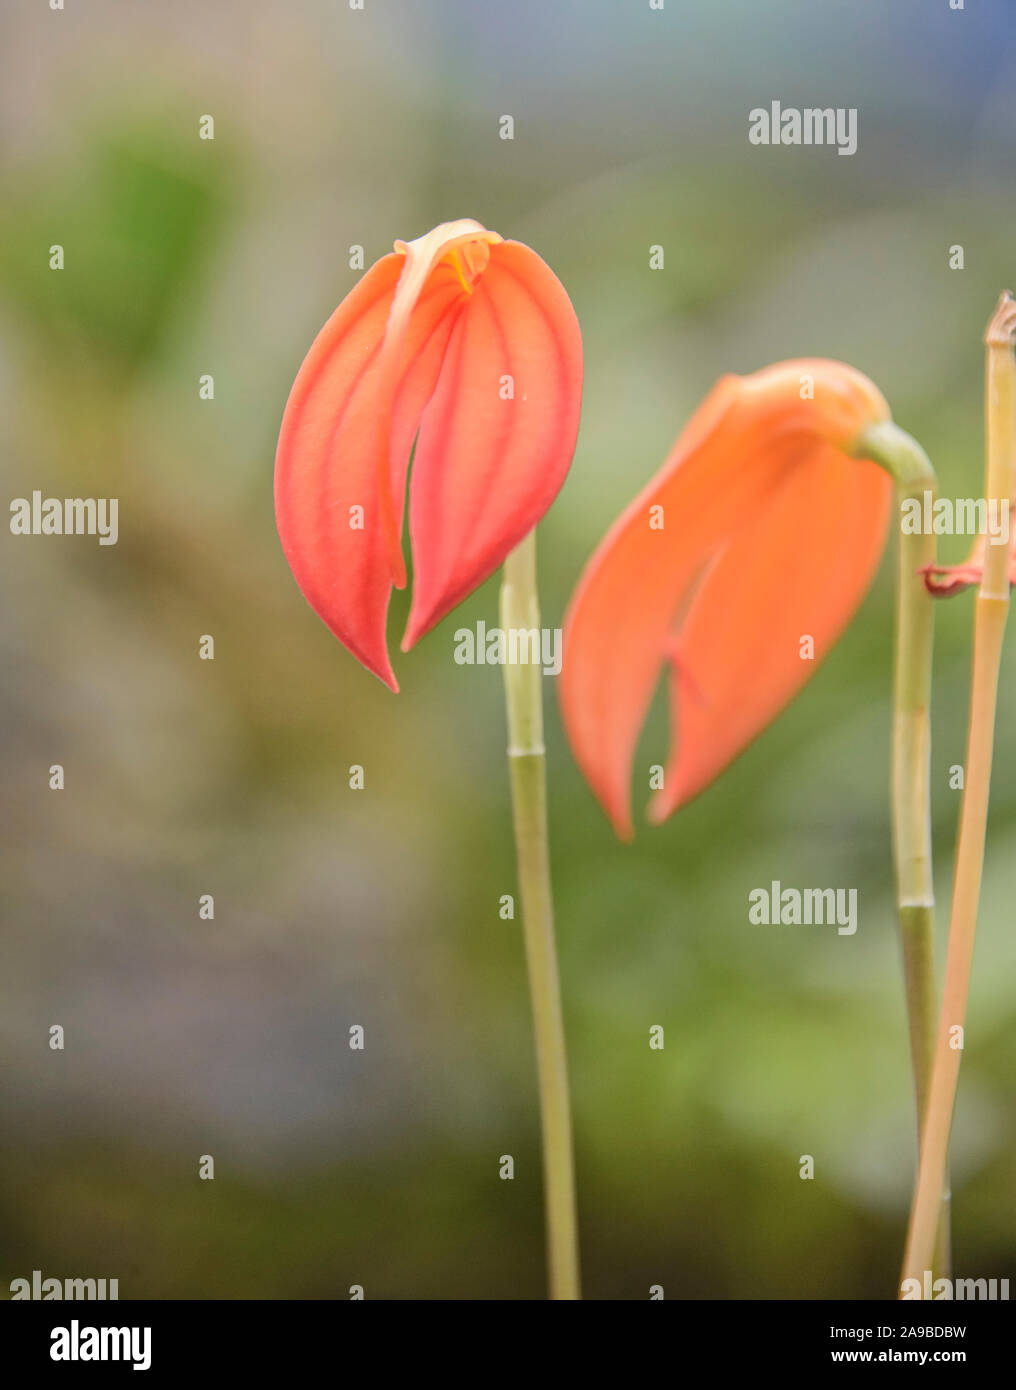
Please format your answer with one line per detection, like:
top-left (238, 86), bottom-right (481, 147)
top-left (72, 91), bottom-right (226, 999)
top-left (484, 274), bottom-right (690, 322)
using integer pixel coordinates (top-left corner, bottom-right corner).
top-left (376, 220), bottom-right (502, 586)
top-left (650, 444), bottom-right (891, 819)
top-left (403, 240), bottom-right (583, 649)
top-left (274, 251), bottom-right (469, 689)
top-left (559, 377), bottom-right (757, 838)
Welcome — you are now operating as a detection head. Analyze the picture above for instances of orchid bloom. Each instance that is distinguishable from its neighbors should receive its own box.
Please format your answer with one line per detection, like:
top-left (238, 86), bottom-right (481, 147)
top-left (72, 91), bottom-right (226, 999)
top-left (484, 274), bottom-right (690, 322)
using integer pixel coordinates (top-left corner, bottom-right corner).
top-left (921, 512), bottom-right (1016, 596)
top-left (274, 219), bottom-right (582, 691)
top-left (559, 360), bottom-right (894, 838)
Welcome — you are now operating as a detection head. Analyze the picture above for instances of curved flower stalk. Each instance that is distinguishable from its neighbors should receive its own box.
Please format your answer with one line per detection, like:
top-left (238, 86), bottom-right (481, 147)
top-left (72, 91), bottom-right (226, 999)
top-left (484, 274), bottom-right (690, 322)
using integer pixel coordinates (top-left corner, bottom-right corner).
top-left (274, 220), bottom-right (583, 1299)
top-left (559, 358), bottom-right (948, 1284)
top-left (852, 418), bottom-right (949, 1280)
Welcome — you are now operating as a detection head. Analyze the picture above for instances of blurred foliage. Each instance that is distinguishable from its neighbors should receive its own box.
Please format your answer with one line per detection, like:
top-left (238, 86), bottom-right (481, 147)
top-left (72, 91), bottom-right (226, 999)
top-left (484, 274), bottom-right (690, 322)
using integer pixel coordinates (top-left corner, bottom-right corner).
top-left (1, 0), bottom-right (1015, 1300)
top-left (1, 127), bottom-right (232, 369)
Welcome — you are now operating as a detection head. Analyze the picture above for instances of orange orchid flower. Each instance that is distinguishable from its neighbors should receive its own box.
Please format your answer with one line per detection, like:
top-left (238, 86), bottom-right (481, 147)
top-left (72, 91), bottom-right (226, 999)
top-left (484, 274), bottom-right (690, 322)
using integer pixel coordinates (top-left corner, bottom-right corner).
top-left (274, 218), bottom-right (582, 691)
top-left (559, 360), bottom-right (894, 838)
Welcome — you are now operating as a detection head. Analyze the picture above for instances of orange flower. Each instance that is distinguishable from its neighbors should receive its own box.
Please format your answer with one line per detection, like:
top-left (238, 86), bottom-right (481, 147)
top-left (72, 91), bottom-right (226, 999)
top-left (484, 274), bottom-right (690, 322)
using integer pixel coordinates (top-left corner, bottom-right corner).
top-left (275, 219), bottom-right (583, 690)
top-left (559, 360), bottom-right (894, 838)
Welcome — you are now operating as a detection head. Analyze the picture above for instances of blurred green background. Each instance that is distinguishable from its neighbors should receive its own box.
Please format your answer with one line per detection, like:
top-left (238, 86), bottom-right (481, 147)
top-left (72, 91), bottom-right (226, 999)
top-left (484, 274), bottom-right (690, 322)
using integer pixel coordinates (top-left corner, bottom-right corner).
top-left (2, 0), bottom-right (1015, 1299)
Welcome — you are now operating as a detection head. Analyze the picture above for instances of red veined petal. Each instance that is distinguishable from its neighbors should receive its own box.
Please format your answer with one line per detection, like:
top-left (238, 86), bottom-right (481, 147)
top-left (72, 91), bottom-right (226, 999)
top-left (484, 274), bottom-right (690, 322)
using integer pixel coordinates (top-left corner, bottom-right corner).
top-left (375, 221), bottom-right (502, 586)
top-left (274, 252), bottom-right (469, 689)
top-left (402, 240), bottom-right (583, 649)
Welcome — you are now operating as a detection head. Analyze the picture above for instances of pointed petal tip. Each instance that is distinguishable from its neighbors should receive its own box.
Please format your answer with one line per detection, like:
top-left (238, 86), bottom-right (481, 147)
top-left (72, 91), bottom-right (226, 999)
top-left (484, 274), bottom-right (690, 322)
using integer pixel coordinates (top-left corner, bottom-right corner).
top-left (646, 780), bottom-right (692, 828)
top-left (400, 590), bottom-right (455, 651)
top-left (598, 790), bottom-right (635, 841)
top-left (400, 610), bottom-right (428, 653)
top-left (365, 658), bottom-right (399, 692)
top-left (347, 641), bottom-right (400, 693)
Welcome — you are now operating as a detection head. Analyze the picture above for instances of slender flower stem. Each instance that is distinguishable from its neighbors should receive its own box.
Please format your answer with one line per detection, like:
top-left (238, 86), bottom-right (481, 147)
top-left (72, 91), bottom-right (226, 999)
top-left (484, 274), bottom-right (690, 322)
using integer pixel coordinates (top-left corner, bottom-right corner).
top-left (899, 293), bottom-right (1016, 1290)
top-left (500, 530), bottom-right (580, 1300)
top-left (854, 420), bottom-right (949, 1279)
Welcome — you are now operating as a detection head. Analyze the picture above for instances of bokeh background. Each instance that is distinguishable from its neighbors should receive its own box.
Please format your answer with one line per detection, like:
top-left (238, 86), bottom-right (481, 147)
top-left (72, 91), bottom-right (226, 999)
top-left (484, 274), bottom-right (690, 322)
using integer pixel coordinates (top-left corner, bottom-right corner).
top-left (2, 0), bottom-right (1015, 1300)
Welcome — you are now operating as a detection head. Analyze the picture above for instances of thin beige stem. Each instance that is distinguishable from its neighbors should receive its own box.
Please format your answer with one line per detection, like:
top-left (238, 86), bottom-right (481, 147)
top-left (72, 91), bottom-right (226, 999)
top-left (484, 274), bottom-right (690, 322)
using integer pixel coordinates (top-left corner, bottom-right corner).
top-left (854, 421), bottom-right (949, 1277)
top-left (501, 530), bottom-right (581, 1300)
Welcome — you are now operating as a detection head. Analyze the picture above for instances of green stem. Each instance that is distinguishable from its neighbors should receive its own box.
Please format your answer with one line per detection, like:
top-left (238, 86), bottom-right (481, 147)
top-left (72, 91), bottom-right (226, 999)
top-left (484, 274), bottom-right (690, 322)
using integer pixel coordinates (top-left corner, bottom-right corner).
top-left (900, 293), bottom-right (1016, 1289)
top-left (500, 530), bottom-right (581, 1300)
top-left (854, 420), bottom-right (950, 1280)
